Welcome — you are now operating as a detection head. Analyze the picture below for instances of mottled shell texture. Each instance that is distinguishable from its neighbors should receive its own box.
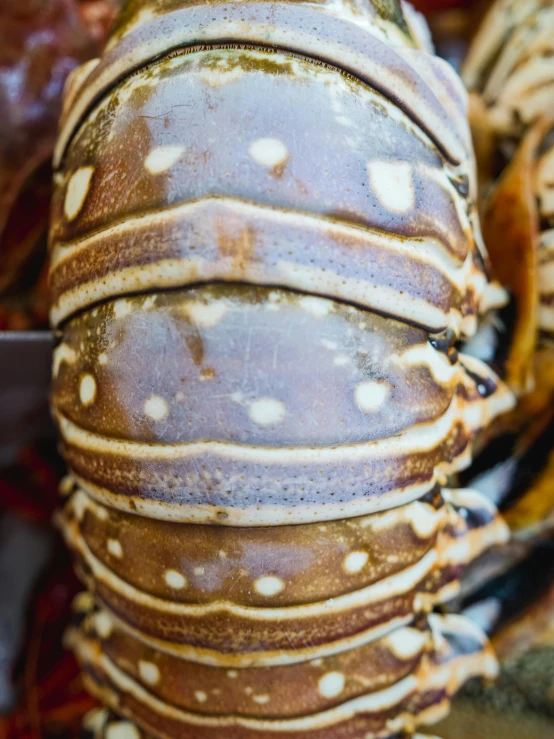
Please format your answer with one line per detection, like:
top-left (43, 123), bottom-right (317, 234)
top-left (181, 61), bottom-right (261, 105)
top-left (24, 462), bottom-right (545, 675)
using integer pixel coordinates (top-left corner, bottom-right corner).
top-left (50, 1), bottom-right (512, 737)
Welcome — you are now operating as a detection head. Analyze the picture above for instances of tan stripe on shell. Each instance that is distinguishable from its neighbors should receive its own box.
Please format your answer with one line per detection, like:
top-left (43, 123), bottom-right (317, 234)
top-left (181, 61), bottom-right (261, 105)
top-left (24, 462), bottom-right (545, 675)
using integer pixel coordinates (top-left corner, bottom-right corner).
top-left (71, 612), bottom-right (495, 735)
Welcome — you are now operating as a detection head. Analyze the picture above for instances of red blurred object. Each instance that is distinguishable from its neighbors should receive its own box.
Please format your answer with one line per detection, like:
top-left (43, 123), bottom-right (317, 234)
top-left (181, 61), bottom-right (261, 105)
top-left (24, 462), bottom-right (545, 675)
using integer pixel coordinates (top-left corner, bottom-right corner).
top-left (409, 0), bottom-right (470, 12)
top-left (0, 555), bottom-right (97, 739)
top-left (0, 445), bottom-right (97, 738)
top-left (0, 0), bottom-right (121, 330)
top-left (0, 3), bottom-right (120, 735)
top-left (0, 0), bottom-right (95, 292)
top-left (0, 447), bottom-right (61, 525)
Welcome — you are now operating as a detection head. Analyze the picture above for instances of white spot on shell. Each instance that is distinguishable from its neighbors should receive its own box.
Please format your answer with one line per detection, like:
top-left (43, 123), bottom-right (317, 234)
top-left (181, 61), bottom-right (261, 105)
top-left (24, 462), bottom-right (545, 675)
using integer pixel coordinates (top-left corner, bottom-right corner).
top-left (64, 166), bottom-right (94, 221)
top-left (113, 299), bottom-right (133, 319)
top-left (227, 670), bottom-right (238, 678)
top-left (194, 567), bottom-right (205, 576)
top-left (96, 506), bottom-right (108, 521)
top-left (107, 539), bottom-right (123, 558)
top-left (73, 591), bottom-right (95, 612)
top-left (410, 501), bottom-right (443, 538)
top-left (300, 296), bottom-right (331, 318)
top-left (355, 380), bottom-right (389, 413)
top-left (144, 145), bottom-right (185, 174)
top-left (185, 301), bottom-right (228, 327)
top-left (138, 660), bottom-right (160, 685)
top-left (94, 611), bottom-right (113, 639)
top-left (200, 65), bottom-right (245, 87)
top-left (318, 671), bottom-right (345, 698)
top-left (195, 691), bottom-right (208, 703)
top-left (343, 551), bottom-right (369, 574)
top-left (254, 575), bottom-right (285, 597)
top-left (384, 627), bottom-right (428, 660)
top-left (333, 356), bottom-right (349, 367)
top-left (105, 722), bottom-right (140, 739)
top-left (249, 137), bottom-right (289, 169)
top-left (249, 398), bottom-right (285, 426)
top-left (144, 395), bottom-right (169, 421)
top-left (142, 295), bottom-right (158, 310)
top-left (83, 708), bottom-right (108, 732)
top-left (79, 374), bottom-right (97, 406)
top-left (367, 160), bottom-right (415, 213)
top-left (336, 115), bottom-right (353, 127)
top-left (98, 352), bottom-right (109, 366)
top-left (253, 694), bottom-right (270, 704)
top-left (164, 569), bottom-right (187, 589)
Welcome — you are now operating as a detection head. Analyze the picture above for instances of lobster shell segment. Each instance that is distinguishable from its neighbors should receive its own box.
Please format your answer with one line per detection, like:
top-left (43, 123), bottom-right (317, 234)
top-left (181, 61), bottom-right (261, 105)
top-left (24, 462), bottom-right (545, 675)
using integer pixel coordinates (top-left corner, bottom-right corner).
top-left (48, 1), bottom-right (513, 736)
top-left (79, 709), bottom-right (444, 739)
top-left (49, 1), bottom-right (502, 337)
top-left (59, 483), bottom-right (507, 663)
top-left (52, 286), bottom-right (514, 524)
top-left (70, 597), bottom-right (497, 739)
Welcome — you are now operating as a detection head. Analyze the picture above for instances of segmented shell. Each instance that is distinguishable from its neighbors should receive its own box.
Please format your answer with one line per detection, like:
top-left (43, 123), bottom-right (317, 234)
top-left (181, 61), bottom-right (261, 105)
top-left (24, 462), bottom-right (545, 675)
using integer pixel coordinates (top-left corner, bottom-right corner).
top-left (60, 483), bottom-right (507, 661)
top-left (71, 607), bottom-right (496, 739)
top-left (50, 1), bottom-right (502, 337)
top-left (79, 707), bottom-right (445, 739)
top-left (52, 285), bottom-right (513, 524)
top-left (464, 0), bottom-right (554, 145)
top-left (49, 0), bottom-right (513, 736)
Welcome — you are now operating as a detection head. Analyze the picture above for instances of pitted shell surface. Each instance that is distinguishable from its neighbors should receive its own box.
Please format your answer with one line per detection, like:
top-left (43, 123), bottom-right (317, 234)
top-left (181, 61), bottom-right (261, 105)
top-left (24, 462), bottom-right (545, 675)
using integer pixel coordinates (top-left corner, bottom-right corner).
top-left (49, 1), bottom-right (510, 736)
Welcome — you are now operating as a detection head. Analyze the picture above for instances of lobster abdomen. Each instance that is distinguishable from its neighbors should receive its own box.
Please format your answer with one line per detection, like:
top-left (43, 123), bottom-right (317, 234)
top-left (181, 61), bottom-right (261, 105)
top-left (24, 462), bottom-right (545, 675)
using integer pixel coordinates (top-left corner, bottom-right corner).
top-left (50, 2), bottom-right (512, 736)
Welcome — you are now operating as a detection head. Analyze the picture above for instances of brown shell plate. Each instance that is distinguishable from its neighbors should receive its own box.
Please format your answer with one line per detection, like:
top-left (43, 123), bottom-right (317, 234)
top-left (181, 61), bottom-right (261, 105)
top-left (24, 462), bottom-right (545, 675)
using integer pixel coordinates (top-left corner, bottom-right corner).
top-left (52, 286), bottom-right (514, 526)
top-left (71, 606), bottom-right (496, 739)
top-left (48, 1), bottom-right (510, 736)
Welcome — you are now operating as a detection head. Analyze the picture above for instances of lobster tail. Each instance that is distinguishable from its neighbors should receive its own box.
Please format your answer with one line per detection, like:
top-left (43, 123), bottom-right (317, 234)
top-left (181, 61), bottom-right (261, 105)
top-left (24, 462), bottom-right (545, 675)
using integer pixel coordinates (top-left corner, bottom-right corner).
top-left (49, 1), bottom-right (513, 736)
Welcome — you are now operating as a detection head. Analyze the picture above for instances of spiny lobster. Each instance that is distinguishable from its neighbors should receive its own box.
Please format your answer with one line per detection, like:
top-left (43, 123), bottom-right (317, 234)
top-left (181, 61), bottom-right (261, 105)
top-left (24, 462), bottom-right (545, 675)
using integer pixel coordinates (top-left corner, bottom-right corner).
top-left (49, 1), bottom-right (513, 736)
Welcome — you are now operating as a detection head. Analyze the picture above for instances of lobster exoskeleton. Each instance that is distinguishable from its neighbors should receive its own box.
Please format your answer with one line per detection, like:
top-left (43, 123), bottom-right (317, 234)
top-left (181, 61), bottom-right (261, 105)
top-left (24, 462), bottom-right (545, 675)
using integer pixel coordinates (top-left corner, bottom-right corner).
top-left (49, 1), bottom-right (513, 736)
